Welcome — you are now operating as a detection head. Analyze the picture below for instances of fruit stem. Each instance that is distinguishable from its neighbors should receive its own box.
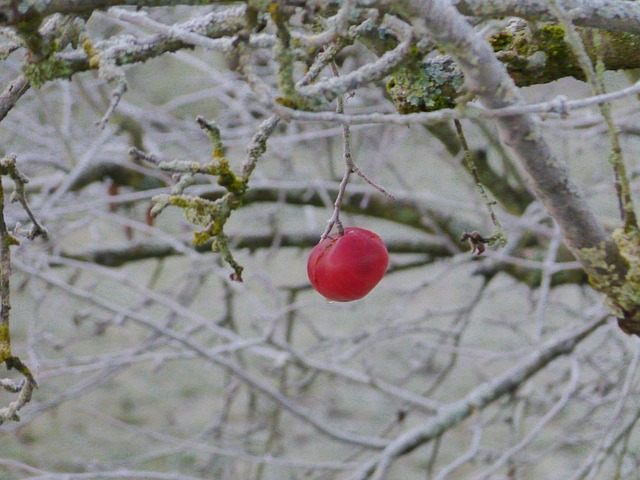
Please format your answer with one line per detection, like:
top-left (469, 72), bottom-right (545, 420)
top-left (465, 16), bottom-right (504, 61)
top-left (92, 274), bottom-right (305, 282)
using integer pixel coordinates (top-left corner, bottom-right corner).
top-left (320, 61), bottom-right (393, 240)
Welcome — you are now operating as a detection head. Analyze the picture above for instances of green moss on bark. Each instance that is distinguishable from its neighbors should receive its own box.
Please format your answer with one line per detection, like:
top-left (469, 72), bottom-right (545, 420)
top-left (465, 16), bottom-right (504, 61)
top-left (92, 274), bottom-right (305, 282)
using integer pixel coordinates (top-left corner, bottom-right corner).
top-left (386, 52), bottom-right (463, 113)
top-left (490, 22), bottom-right (640, 87)
top-left (386, 21), bottom-right (640, 113)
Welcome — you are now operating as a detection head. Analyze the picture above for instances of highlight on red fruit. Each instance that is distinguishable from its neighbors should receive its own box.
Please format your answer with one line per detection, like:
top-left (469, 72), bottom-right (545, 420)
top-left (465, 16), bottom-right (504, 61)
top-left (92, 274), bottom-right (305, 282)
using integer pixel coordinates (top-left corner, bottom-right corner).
top-left (307, 227), bottom-right (389, 302)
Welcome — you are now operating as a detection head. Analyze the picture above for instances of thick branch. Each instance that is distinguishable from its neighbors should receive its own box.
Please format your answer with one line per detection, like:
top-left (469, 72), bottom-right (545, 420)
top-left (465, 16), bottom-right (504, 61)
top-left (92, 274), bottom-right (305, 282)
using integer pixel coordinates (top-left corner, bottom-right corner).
top-left (11, 6), bottom-right (248, 87)
top-left (386, 23), bottom-right (640, 114)
top-left (6, 1), bottom-right (640, 103)
top-left (453, 0), bottom-right (640, 36)
top-left (0, 0), bottom-right (229, 26)
top-left (402, 1), bottom-right (623, 275)
top-left (395, 0), bottom-right (640, 336)
top-left (0, 75), bottom-right (29, 123)
top-left (489, 21), bottom-right (640, 86)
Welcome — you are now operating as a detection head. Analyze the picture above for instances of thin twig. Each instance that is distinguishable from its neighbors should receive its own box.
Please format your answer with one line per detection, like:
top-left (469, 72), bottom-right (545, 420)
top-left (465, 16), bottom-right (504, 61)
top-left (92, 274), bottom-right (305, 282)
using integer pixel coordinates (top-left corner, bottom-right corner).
top-left (568, 340), bottom-right (640, 480)
top-left (470, 357), bottom-right (581, 480)
top-left (454, 119), bottom-right (501, 229)
top-left (348, 314), bottom-right (607, 480)
top-left (14, 257), bottom-right (388, 450)
top-left (320, 61), bottom-right (394, 240)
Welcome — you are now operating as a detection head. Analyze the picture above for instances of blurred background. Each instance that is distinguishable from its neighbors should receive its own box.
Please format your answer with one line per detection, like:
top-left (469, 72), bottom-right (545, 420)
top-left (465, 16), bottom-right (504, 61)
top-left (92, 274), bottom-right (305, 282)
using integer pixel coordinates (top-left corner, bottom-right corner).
top-left (1, 4), bottom-right (640, 480)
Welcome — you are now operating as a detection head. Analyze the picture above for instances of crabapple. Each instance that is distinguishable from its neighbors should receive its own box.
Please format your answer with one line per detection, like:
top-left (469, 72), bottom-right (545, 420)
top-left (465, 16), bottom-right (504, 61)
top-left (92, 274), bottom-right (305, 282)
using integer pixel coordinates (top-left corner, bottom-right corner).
top-left (307, 227), bottom-right (389, 302)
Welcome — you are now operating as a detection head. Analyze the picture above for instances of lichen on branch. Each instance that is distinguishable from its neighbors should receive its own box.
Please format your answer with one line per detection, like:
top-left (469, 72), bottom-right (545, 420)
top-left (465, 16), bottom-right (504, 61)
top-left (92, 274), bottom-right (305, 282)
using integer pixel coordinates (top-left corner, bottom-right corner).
top-left (385, 18), bottom-right (640, 114)
top-left (387, 53), bottom-right (463, 113)
top-left (397, 0), bottom-right (640, 339)
top-left (134, 115), bottom-right (278, 281)
top-left (489, 20), bottom-right (640, 86)
top-left (0, 154), bottom-right (44, 425)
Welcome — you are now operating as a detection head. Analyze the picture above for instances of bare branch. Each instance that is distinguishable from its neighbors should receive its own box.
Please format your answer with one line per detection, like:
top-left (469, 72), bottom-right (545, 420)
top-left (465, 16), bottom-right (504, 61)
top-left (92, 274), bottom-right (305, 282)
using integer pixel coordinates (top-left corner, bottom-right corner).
top-left (398, 0), bottom-right (640, 333)
top-left (275, 80), bottom-right (640, 125)
top-left (348, 314), bottom-right (607, 480)
top-left (0, 75), bottom-right (29, 123)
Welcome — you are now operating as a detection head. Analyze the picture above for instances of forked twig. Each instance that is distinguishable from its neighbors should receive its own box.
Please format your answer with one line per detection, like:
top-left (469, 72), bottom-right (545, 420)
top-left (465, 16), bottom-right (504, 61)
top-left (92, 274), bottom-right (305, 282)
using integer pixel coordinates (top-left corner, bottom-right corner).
top-left (0, 154), bottom-right (43, 424)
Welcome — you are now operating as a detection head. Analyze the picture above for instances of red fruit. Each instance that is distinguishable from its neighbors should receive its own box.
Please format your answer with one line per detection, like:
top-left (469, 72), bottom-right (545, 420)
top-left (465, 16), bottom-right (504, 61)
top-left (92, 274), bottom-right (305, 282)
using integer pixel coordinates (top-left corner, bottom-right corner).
top-left (307, 227), bottom-right (389, 302)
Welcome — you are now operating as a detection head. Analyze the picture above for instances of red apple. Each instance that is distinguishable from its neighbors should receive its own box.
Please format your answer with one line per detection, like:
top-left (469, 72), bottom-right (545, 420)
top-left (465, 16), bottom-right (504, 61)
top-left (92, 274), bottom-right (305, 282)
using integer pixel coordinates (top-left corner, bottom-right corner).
top-left (307, 227), bottom-right (389, 301)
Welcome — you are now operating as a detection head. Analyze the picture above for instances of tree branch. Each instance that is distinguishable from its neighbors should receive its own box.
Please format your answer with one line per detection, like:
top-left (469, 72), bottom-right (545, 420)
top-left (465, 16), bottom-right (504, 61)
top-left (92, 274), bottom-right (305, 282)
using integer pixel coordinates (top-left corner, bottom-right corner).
top-left (56, 234), bottom-right (452, 266)
top-left (452, 0), bottom-right (640, 36)
top-left (0, 0), bottom-right (229, 26)
top-left (0, 75), bottom-right (29, 123)
top-left (348, 314), bottom-right (607, 480)
top-left (398, 0), bottom-right (639, 333)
